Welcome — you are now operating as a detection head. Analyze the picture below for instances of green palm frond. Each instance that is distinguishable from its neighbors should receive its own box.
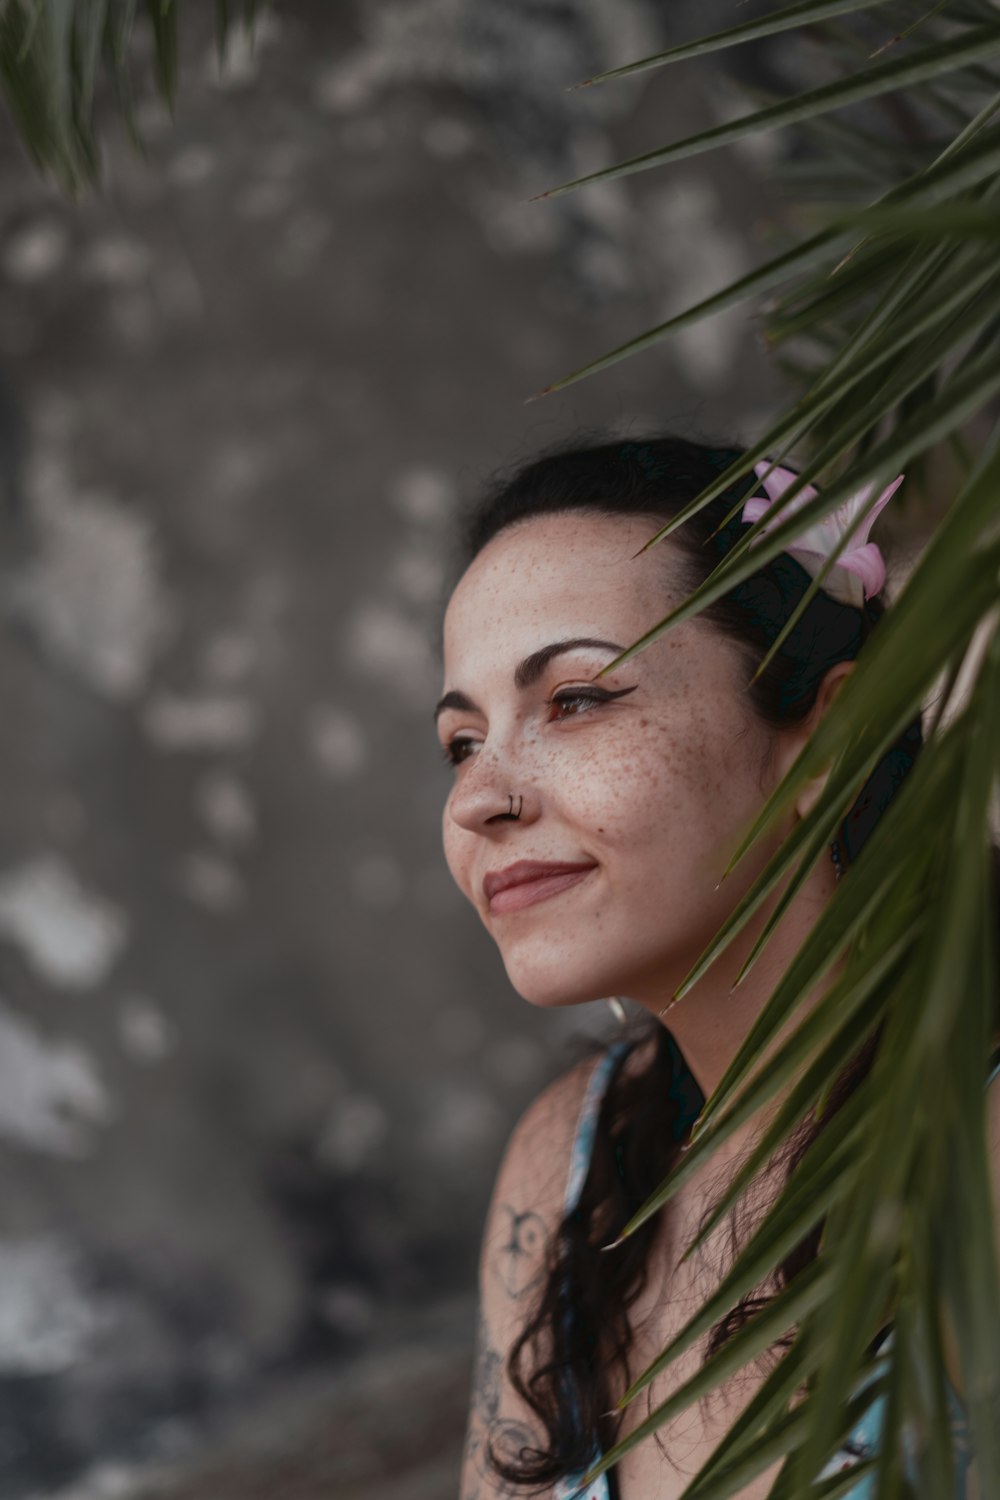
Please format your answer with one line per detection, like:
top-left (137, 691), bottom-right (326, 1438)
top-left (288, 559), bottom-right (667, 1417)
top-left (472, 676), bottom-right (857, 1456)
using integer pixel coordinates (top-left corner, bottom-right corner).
top-left (531, 21), bottom-right (1000, 200)
top-left (0, 0), bottom-right (267, 193)
top-left (525, 4), bottom-right (1000, 1496)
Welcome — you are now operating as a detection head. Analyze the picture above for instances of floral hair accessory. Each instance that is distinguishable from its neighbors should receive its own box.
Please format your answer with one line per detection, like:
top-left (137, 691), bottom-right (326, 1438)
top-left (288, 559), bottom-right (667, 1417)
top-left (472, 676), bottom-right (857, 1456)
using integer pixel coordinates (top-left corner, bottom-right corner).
top-left (741, 461), bottom-right (905, 609)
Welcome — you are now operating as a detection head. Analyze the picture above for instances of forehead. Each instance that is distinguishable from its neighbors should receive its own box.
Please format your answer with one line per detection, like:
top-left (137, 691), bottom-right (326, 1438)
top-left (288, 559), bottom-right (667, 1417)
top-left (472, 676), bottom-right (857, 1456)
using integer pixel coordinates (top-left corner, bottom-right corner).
top-left (442, 511), bottom-right (692, 669)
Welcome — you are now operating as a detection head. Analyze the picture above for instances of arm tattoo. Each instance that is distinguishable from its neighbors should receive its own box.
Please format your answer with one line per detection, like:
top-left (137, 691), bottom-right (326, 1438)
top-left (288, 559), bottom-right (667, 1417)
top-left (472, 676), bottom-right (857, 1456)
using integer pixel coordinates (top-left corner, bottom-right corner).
top-left (462, 1202), bottom-right (554, 1497)
top-left (472, 1307), bottom-right (502, 1429)
top-left (462, 1309), bottom-right (538, 1496)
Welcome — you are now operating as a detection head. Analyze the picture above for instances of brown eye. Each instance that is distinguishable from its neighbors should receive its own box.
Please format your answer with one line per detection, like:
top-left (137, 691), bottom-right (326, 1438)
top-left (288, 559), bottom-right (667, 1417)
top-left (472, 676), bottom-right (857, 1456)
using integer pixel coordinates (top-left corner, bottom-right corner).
top-left (551, 689), bottom-right (605, 716)
top-left (441, 736), bottom-right (479, 767)
top-left (550, 685), bottom-right (637, 717)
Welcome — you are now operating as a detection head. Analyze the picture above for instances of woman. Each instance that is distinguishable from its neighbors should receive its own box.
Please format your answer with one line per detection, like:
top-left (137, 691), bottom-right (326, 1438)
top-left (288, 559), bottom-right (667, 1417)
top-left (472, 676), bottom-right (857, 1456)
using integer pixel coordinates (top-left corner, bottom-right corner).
top-left (435, 434), bottom-right (1000, 1499)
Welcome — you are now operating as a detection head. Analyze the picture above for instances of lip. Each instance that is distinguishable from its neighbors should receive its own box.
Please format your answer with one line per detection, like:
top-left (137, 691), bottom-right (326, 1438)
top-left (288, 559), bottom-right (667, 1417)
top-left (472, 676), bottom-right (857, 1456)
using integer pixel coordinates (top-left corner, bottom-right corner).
top-left (483, 860), bottom-right (598, 914)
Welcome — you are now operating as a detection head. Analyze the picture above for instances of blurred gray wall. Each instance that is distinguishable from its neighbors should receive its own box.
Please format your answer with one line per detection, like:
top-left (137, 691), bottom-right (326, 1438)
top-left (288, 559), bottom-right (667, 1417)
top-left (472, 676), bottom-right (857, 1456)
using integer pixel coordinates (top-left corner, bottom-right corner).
top-left (0, 2), bottom-right (782, 1495)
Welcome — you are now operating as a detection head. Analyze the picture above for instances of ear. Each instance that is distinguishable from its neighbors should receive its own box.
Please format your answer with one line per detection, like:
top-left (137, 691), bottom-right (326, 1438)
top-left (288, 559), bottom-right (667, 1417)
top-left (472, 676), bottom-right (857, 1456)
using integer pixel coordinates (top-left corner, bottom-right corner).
top-left (774, 660), bottom-right (857, 822)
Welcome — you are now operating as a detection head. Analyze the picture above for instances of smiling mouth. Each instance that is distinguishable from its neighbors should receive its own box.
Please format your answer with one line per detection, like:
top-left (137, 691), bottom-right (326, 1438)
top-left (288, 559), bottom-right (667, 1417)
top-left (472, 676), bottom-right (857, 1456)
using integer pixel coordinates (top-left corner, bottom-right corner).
top-left (488, 867), bottom-right (597, 915)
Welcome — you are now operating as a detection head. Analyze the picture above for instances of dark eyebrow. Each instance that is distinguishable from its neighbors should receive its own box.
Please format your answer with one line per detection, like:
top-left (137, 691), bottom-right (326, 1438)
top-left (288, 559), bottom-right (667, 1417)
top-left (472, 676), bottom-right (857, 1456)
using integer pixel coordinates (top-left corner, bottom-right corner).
top-left (431, 687), bottom-right (479, 723)
top-left (513, 637), bottom-right (626, 690)
top-left (433, 638), bottom-right (625, 723)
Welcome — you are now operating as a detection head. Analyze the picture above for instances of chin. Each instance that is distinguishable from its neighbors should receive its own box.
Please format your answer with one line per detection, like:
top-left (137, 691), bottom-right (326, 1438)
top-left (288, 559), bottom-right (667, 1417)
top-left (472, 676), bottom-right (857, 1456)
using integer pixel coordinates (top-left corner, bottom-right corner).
top-left (497, 926), bottom-right (675, 1010)
top-left (498, 951), bottom-right (625, 1011)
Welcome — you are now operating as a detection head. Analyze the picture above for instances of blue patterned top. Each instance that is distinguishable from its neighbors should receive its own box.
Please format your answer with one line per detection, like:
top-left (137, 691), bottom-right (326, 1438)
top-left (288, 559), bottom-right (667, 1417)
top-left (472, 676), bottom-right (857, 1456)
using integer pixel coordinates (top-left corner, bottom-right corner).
top-left (552, 1036), bottom-right (1000, 1500)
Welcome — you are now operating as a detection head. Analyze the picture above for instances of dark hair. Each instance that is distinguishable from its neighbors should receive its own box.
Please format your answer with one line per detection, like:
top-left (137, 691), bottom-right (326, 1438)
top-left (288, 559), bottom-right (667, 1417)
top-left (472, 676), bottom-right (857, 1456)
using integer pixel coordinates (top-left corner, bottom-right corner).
top-left (455, 431), bottom-right (934, 1488)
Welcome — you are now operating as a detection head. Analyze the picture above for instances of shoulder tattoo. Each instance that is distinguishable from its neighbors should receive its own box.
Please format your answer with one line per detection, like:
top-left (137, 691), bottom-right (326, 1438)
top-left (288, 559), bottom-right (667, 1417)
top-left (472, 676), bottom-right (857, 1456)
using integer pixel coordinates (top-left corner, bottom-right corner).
top-left (490, 1201), bottom-right (550, 1300)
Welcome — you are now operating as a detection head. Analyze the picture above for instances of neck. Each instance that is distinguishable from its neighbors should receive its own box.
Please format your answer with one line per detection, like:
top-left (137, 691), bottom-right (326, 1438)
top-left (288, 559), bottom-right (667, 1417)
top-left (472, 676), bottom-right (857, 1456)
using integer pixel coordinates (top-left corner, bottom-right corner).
top-left (634, 851), bottom-right (841, 1163)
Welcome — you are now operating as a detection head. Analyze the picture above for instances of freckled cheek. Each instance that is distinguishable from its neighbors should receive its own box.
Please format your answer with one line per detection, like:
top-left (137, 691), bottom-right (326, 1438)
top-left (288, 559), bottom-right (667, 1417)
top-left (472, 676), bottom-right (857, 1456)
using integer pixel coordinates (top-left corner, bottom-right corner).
top-left (570, 726), bottom-right (736, 854)
top-left (556, 737), bottom-right (676, 845)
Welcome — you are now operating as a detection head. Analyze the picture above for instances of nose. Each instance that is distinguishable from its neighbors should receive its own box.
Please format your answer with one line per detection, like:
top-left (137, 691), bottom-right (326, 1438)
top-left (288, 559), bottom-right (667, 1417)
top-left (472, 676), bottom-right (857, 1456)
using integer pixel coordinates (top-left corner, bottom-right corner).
top-left (446, 751), bottom-right (537, 835)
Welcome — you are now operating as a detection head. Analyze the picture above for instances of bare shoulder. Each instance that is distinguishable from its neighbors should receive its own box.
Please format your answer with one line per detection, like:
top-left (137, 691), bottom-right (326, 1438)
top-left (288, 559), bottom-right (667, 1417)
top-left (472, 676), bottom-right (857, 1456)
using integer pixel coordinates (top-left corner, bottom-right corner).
top-left (459, 1044), bottom-right (624, 1500)
top-left (477, 1031), bottom-right (653, 1286)
top-left (481, 1050), bottom-right (599, 1265)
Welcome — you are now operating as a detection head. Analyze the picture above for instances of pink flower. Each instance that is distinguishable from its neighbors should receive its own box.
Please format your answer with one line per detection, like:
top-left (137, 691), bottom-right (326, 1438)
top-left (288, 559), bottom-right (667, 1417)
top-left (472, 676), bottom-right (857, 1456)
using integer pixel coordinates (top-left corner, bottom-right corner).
top-left (742, 461), bottom-right (904, 607)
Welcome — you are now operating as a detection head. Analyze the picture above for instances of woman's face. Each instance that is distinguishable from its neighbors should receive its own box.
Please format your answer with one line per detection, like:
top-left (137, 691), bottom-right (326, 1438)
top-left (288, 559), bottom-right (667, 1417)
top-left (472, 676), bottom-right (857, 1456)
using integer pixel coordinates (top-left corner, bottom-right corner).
top-left (436, 511), bottom-right (796, 1010)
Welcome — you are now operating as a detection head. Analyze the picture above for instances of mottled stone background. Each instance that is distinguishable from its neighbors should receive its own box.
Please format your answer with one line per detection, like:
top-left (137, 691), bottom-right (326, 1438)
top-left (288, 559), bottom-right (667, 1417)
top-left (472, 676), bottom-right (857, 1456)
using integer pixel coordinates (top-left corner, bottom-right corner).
top-left (0, 2), bottom-right (790, 1495)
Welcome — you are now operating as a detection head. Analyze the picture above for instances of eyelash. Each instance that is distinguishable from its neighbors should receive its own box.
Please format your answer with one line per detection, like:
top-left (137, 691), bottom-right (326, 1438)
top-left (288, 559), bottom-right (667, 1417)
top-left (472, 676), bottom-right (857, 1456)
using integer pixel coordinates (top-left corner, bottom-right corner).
top-left (440, 685), bottom-right (637, 767)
